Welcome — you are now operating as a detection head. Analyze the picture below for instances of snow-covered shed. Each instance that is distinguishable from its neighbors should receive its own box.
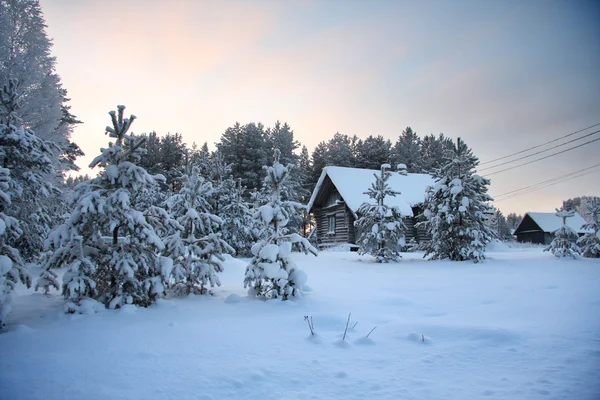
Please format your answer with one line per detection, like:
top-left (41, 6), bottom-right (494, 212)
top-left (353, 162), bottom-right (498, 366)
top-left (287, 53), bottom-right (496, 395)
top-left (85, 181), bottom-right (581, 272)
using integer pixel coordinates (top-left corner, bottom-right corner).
top-left (307, 166), bottom-right (434, 247)
top-left (513, 212), bottom-right (588, 245)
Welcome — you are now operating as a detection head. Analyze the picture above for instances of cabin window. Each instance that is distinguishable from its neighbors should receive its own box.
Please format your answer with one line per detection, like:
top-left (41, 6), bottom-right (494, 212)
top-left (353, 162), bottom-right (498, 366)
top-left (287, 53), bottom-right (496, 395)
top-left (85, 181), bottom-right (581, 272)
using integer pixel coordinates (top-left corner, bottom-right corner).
top-left (328, 215), bottom-right (336, 234)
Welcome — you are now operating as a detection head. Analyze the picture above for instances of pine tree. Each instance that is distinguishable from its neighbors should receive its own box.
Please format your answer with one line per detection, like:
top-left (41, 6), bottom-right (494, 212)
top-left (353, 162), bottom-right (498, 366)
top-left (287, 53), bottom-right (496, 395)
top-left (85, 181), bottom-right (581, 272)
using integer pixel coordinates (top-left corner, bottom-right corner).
top-left (266, 121), bottom-right (299, 166)
top-left (354, 135), bottom-right (392, 170)
top-left (506, 213), bottom-right (522, 231)
top-left (310, 141), bottom-right (328, 188)
top-left (0, 80), bottom-right (55, 263)
top-left (391, 127), bottom-right (421, 173)
top-left (544, 206), bottom-right (580, 258)
top-left (297, 145), bottom-right (312, 196)
top-left (244, 149), bottom-right (317, 300)
top-left (219, 178), bottom-right (255, 257)
top-left (0, 0), bottom-right (81, 170)
top-left (164, 166), bottom-right (233, 295)
top-left (160, 132), bottom-right (186, 192)
top-left (296, 145), bottom-right (314, 236)
top-left (201, 150), bottom-right (233, 216)
top-left (38, 106), bottom-right (176, 312)
top-left (217, 122), bottom-right (268, 192)
top-left (327, 132), bottom-right (355, 167)
top-left (576, 199), bottom-right (599, 258)
top-left (487, 207), bottom-right (512, 241)
top-left (138, 131), bottom-right (162, 176)
top-left (217, 122), bottom-right (244, 178)
top-left (355, 164), bottom-right (406, 262)
top-left (419, 138), bottom-right (494, 262)
top-left (0, 1), bottom-right (83, 260)
top-left (0, 167), bottom-right (29, 329)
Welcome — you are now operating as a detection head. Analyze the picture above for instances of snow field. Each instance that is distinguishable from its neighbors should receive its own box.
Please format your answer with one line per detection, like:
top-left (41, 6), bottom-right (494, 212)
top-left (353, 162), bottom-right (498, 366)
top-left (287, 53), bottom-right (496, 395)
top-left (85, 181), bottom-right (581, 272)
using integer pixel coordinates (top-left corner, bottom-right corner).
top-left (1, 249), bottom-right (599, 400)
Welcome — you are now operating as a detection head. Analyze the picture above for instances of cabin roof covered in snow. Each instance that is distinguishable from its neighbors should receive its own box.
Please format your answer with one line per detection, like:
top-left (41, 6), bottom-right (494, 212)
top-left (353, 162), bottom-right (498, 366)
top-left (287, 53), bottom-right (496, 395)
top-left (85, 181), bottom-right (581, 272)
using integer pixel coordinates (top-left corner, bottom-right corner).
top-left (520, 212), bottom-right (588, 234)
top-left (307, 166), bottom-right (434, 217)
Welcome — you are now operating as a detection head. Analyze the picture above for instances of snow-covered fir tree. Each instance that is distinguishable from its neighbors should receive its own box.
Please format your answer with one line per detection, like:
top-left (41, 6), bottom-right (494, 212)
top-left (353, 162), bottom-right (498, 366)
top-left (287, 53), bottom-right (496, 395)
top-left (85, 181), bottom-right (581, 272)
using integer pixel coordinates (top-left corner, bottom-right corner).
top-left (418, 138), bottom-right (494, 262)
top-left (354, 164), bottom-right (406, 262)
top-left (577, 199), bottom-right (600, 258)
top-left (544, 205), bottom-right (580, 258)
top-left (255, 159), bottom-right (307, 237)
top-left (219, 178), bottom-right (255, 257)
top-left (244, 149), bottom-right (317, 300)
top-left (0, 80), bottom-right (58, 262)
top-left (0, 0), bottom-right (83, 261)
top-left (0, 80), bottom-right (54, 325)
top-left (164, 166), bottom-right (233, 295)
top-left (38, 106), bottom-right (177, 312)
top-left (0, 168), bottom-right (29, 329)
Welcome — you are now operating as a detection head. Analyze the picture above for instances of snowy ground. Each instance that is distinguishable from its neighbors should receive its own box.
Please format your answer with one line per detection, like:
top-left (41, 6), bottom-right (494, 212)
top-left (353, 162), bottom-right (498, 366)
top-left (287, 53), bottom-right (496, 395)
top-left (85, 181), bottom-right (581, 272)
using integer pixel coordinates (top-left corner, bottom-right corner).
top-left (1, 247), bottom-right (599, 400)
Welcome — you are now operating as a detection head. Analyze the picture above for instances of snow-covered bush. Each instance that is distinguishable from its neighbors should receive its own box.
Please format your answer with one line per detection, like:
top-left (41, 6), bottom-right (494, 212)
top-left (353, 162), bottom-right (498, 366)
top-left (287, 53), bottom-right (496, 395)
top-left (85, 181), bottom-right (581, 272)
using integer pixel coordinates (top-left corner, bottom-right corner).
top-left (544, 207), bottom-right (580, 258)
top-left (164, 166), bottom-right (233, 295)
top-left (355, 164), bottom-right (406, 262)
top-left (577, 200), bottom-right (600, 258)
top-left (38, 106), bottom-right (177, 312)
top-left (418, 138), bottom-right (494, 262)
top-left (244, 149), bottom-right (317, 300)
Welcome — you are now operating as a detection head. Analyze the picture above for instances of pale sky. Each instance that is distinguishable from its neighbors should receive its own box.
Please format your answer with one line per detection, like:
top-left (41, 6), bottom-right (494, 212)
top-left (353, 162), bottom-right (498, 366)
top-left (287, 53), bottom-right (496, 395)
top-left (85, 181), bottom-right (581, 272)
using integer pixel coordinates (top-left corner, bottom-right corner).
top-left (39, 0), bottom-right (600, 216)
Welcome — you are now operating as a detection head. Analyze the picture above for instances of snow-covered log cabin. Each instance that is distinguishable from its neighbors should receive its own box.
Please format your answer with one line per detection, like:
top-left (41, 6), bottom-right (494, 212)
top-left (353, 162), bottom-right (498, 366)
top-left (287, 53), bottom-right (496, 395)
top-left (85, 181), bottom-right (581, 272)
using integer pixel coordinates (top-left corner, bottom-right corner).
top-left (513, 212), bottom-right (588, 245)
top-left (307, 165), bottom-right (434, 248)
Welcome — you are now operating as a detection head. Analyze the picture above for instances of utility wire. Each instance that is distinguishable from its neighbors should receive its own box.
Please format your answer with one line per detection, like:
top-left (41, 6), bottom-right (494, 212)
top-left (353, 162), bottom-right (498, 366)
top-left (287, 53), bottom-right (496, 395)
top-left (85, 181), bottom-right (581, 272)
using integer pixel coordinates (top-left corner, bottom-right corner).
top-left (493, 163), bottom-right (600, 199)
top-left (483, 136), bottom-right (600, 176)
top-left (479, 122), bottom-right (600, 166)
top-left (494, 167), bottom-right (600, 202)
top-left (479, 129), bottom-right (600, 172)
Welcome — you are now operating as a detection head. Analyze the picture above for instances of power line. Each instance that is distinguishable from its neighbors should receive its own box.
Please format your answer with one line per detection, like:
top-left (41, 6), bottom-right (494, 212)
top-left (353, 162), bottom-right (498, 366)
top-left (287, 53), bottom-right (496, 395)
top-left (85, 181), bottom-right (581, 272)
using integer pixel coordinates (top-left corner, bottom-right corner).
top-left (493, 163), bottom-right (600, 199)
top-left (494, 167), bottom-right (600, 202)
top-left (483, 136), bottom-right (600, 176)
top-left (479, 122), bottom-right (600, 166)
top-left (479, 129), bottom-right (600, 172)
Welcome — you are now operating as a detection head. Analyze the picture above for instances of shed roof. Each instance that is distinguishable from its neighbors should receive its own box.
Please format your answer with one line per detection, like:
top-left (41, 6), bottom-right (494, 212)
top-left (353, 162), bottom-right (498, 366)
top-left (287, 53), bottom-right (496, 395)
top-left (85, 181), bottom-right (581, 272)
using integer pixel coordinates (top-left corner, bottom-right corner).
top-left (521, 212), bottom-right (588, 234)
top-left (307, 166), bottom-right (434, 217)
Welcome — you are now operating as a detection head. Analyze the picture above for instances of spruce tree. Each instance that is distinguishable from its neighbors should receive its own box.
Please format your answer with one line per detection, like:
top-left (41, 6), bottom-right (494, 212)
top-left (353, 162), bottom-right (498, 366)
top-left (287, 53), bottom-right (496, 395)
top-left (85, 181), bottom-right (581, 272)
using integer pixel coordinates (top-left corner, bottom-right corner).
top-left (354, 135), bottom-right (392, 170)
top-left (39, 106), bottom-right (176, 312)
top-left (544, 206), bottom-right (580, 258)
top-left (506, 213), bottom-right (522, 232)
top-left (217, 122), bottom-right (268, 192)
top-left (0, 168), bottom-right (28, 329)
top-left (244, 149), bottom-right (317, 300)
top-left (327, 132), bottom-right (355, 167)
top-left (577, 199), bottom-right (600, 258)
top-left (391, 127), bottom-right (422, 173)
top-left (355, 164), bottom-right (406, 262)
top-left (0, 0), bottom-right (83, 261)
top-left (266, 121), bottom-right (299, 166)
top-left (419, 138), bottom-right (494, 262)
top-left (487, 207), bottom-right (512, 241)
top-left (0, 81), bottom-right (57, 261)
top-left (310, 141), bottom-right (328, 188)
top-left (296, 145), bottom-right (314, 236)
top-left (164, 166), bottom-right (233, 295)
top-left (219, 178), bottom-right (255, 257)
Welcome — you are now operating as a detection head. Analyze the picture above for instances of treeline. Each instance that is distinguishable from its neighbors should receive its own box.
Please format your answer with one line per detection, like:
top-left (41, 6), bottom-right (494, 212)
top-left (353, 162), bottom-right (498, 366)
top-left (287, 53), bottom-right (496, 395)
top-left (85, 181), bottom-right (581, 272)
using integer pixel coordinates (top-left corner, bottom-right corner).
top-left (86, 125), bottom-right (460, 204)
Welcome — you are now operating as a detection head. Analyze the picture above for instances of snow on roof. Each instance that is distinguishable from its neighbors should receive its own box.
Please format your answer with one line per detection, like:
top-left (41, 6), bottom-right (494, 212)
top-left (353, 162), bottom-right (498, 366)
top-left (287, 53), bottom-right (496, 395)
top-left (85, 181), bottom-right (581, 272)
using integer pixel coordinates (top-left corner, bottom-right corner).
top-left (525, 212), bottom-right (588, 234)
top-left (307, 166), bottom-right (434, 217)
